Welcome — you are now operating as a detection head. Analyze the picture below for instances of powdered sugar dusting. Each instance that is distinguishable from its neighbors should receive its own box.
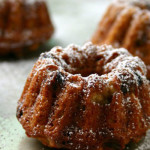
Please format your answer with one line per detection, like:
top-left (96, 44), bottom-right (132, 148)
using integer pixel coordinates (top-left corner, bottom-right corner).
top-left (39, 42), bottom-right (147, 79)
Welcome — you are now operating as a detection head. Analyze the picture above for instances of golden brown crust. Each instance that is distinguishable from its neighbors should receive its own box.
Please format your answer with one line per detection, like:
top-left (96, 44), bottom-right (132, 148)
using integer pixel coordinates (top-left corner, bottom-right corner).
top-left (0, 0), bottom-right (54, 55)
top-left (17, 42), bottom-right (150, 150)
top-left (92, 0), bottom-right (150, 79)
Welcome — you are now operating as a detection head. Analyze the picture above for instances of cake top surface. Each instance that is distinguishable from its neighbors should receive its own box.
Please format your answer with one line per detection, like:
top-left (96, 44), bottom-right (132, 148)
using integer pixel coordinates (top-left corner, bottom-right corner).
top-left (39, 42), bottom-right (147, 91)
top-left (116, 0), bottom-right (150, 9)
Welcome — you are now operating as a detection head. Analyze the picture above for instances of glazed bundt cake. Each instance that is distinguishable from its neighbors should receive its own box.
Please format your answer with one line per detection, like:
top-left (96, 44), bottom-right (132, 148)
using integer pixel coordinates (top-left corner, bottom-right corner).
top-left (0, 0), bottom-right (54, 55)
top-left (92, 0), bottom-right (150, 79)
top-left (17, 42), bottom-right (150, 150)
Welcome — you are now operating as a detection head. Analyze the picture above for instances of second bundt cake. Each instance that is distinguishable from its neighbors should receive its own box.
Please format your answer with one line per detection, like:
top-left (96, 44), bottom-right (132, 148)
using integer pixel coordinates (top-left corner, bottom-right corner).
top-left (17, 42), bottom-right (150, 150)
top-left (0, 0), bottom-right (54, 56)
top-left (92, 0), bottom-right (150, 79)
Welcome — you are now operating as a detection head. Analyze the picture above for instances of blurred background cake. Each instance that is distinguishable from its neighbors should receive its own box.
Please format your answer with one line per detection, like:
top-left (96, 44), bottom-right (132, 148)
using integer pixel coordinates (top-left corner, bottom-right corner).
top-left (0, 0), bottom-right (54, 56)
top-left (92, 0), bottom-right (150, 78)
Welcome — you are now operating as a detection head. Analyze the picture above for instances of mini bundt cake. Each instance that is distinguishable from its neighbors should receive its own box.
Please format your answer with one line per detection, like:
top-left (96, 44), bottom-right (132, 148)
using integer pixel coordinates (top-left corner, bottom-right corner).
top-left (17, 42), bottom-right (150, 150)
top-left (0, 0), bottom-right (54, 55)
top-left (92, 0), bottom-right (150, 79)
